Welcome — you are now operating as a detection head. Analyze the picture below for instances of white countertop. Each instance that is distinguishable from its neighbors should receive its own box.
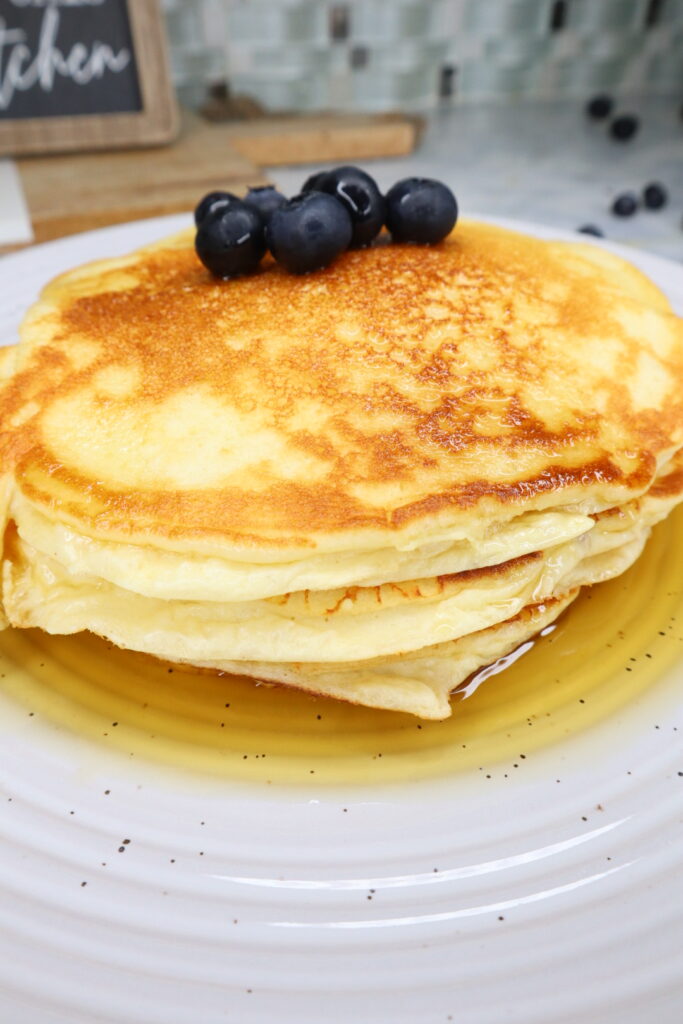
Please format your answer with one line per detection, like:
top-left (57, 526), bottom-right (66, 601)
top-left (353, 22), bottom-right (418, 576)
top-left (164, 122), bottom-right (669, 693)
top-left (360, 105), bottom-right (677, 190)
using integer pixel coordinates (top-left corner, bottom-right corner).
top-left (270, 97), bottom-right (683, 262)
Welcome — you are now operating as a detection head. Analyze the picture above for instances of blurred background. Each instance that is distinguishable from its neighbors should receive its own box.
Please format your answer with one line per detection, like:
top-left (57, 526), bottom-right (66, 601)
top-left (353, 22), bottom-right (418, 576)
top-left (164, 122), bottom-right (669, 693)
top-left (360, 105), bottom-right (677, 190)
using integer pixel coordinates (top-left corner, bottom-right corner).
top-left (166, 0), bottom-right (683, 259)
top-left (163, 0), bottom-right (683, 113)
top-left (2, 0), bottom-right (682, 258)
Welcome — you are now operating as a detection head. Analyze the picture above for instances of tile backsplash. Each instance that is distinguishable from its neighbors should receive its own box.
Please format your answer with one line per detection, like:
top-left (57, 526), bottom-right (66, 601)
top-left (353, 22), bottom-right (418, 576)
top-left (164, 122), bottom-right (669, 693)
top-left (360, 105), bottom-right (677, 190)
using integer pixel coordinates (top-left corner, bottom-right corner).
top-left (162, 0), bottom-right (683, 112)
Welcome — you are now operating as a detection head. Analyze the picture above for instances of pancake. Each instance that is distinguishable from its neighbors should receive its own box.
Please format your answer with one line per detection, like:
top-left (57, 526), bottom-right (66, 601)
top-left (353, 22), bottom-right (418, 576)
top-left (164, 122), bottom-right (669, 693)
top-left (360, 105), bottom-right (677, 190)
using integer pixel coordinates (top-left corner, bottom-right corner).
top-left (4, 221), bottom-right (682, 557)
top-left (192, 594), bottom-right (583, 720)
top-left (14, 494), bottom-right (594, 602)
top-left (1, 220), bottom-right (682, 718)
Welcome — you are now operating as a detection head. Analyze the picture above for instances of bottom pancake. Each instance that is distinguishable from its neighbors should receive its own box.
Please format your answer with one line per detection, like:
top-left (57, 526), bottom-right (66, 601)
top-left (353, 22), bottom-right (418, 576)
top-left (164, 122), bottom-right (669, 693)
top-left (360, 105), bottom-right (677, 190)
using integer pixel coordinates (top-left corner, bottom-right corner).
top-left (185, 593), bottom-right (579, 720)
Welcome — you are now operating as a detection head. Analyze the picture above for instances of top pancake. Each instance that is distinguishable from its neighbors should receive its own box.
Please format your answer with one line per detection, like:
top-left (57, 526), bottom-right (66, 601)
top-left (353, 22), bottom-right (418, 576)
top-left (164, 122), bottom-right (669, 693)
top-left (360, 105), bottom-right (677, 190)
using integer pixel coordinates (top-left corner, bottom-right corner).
top-left (2, 220), bottom-right (682, 558)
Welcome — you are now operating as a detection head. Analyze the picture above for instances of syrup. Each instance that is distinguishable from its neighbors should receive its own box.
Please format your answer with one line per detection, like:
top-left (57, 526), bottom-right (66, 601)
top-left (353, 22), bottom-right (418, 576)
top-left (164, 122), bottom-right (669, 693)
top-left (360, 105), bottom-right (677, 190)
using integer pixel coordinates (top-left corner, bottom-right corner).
top-left (1, 507), bottom-right (681, 787)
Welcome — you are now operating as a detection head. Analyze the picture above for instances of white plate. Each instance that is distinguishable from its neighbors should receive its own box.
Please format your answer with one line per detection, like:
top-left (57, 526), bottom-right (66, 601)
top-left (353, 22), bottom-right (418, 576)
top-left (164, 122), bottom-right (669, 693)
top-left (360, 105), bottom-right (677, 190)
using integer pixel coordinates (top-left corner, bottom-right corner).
top-left (1, 216), bottom-right (683, 1024)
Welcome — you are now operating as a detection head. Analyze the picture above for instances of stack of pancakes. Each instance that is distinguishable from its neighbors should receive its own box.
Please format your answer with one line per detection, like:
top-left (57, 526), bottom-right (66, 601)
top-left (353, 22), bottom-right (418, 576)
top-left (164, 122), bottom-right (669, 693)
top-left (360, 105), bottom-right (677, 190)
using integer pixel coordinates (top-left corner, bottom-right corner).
top-left (1, 221), bottom-right (681, 719)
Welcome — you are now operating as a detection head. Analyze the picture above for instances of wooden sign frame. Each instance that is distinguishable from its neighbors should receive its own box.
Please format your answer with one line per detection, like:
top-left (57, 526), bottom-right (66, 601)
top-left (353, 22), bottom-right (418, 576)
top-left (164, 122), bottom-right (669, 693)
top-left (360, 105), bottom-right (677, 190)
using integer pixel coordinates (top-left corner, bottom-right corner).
top-left (0, 0), bottom-right (178, 157)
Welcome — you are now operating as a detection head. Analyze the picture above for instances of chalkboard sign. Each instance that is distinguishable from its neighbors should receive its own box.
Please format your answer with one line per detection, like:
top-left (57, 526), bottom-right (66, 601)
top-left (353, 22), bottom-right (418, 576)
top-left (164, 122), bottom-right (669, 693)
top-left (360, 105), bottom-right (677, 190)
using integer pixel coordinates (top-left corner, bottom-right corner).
top-left (0, 0), bottom-right (177, 155)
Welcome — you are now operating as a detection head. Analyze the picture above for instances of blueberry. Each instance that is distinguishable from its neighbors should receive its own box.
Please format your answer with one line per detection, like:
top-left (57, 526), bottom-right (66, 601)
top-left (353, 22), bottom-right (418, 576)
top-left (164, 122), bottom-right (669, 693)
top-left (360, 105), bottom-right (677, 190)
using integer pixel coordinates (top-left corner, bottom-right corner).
top-left (313, 165), bottom-right (386, 248)
top-left (194, 191), bottom-right (241, 227)
top-left (643, 182), bottom-right (668, 210)
top-left (266, 191), bottom-right (352, 274)
top-left (243, 185), bottom-right (287, 222)
top-left (610, 114), bottom-right (639, 141)
top-left (611, 192), bottom-right (638, 217)
top-left (195, 202), bottom-right (266, 278)
top-left (586, 95), bottom-right (613, 120)
top-left (577, 224), bottom-right (604, 237)
top-left (302, 171), bottom-right (331, 192)
top-left (385, 178), bottom-right (458, 244)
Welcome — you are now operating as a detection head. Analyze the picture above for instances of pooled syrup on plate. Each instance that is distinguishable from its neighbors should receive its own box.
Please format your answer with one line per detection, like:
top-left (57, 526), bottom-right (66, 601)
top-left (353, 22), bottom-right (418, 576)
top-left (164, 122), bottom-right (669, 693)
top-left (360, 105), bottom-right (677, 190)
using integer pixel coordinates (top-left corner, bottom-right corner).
top-left (1, 507), bottom-right (682, 787)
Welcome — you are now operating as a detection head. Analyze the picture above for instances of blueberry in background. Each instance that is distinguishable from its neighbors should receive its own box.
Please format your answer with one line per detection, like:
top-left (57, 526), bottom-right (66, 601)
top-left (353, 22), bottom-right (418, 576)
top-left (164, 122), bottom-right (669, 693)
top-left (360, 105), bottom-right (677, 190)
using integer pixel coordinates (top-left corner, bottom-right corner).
top-left (195, 201), bottom-right (266, 278)
top-left (611, 192), bottom-right (638, 217)
top-left (609, 114), bottom-right (639, 141)
top-left (385, 178), bottom-right (458, 244)
top-left (266, 191), bottom-right (353, 274)
top-left (642, 182), bottom-right (668, 210)
top-left (302, 171), bottom-right (331, 192)
top-left (578, 225), bottom-right (604, 237)
top-left (311, 165), bottom-right (386, 248)
top-left (194, 190), bottom-right (241, 227)
top-left (244, 185), bottom-right (287, 222)
top-left (586, 95), bottom-right (613, 120)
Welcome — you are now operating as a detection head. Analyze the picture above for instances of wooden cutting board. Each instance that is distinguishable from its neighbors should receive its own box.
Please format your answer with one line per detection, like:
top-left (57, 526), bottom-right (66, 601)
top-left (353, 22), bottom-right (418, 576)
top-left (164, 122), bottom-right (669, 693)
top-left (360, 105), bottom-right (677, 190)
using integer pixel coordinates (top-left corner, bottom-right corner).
top-left (15, 111), bottom-right (420, 245)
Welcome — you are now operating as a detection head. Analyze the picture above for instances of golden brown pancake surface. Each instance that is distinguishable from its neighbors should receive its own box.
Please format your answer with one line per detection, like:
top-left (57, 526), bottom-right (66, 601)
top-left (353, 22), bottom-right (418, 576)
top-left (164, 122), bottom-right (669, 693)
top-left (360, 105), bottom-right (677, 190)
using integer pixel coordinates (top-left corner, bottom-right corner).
top-left (2, 220), bottom-right (682, 555)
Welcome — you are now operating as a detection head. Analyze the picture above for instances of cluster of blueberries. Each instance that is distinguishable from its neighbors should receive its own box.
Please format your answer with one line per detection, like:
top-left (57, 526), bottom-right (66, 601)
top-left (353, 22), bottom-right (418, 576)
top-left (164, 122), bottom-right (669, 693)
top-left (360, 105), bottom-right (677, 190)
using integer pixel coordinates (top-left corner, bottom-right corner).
top-left (578, 182), bottom-right (669, 237)
top-left (611, 182), bottom-right (668, 218)
top-left (194, 167), bottom-right (458, 278)
top-left (585, 94), bottom-right (639, 142)
top-left (577, 94), bottom-right (670, 237)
